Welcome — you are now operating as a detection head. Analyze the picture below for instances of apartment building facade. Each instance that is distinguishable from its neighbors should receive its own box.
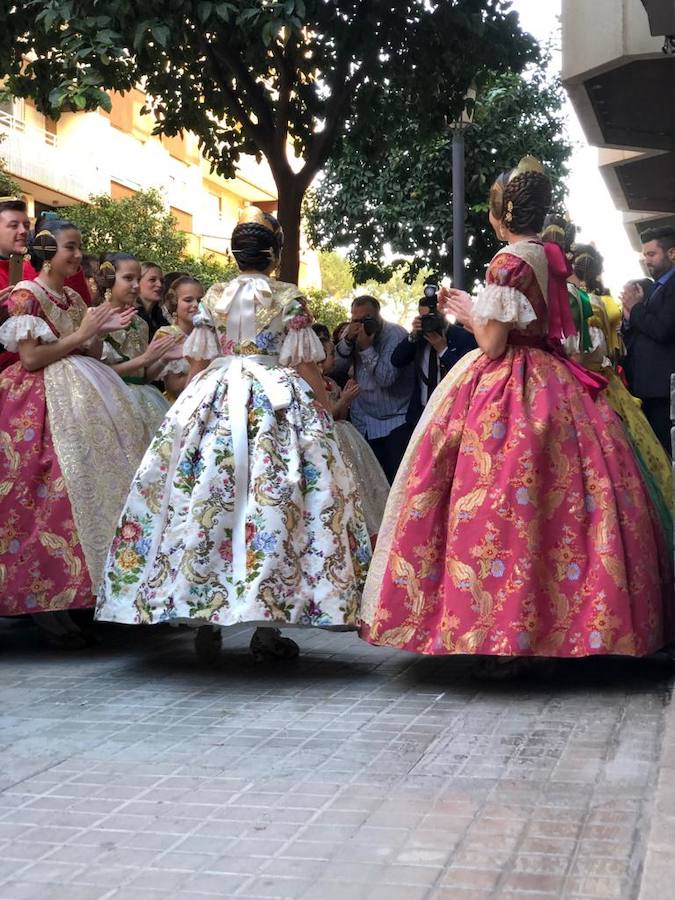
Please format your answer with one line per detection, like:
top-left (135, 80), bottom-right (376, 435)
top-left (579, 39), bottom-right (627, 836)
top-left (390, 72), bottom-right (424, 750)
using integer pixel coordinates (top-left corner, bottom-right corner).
top-left (561, 0), bottom-right (675, 249)
top-left (0, 89), bottom-right (320, 288)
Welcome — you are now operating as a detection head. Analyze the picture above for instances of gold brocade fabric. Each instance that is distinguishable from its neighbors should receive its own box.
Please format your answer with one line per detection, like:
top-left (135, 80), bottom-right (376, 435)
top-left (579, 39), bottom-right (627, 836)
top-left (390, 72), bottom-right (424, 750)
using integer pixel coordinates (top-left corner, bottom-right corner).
top-left (604, 370), bottom-right (673, 506)
top-left (44, 357), bottom-right (150, 591)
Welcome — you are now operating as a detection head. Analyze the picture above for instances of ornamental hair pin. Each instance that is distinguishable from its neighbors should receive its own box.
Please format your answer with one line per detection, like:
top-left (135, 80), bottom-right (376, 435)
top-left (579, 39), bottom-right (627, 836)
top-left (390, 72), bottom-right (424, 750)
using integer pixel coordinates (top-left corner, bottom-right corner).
top-left (505, 201), bottom-right (514, 225)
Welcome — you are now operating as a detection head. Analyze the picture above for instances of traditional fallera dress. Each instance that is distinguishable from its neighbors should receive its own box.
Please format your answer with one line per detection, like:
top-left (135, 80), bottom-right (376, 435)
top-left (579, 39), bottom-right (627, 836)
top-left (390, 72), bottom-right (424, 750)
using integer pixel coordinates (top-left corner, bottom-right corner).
top-left (566, 284), bottom-right (673, 537)
top-left (96, 274), bottom-right (371, 629)
top-left (0, 281), bottom-right (152, 614)
top-left (102, 317), bottom-right (169, 429)
top-left (360, 240), bottom-right (672, 658)
top-left (324, 375), bottom-right (389, 538)
top-left (153, 323), bottom-right (190, 403)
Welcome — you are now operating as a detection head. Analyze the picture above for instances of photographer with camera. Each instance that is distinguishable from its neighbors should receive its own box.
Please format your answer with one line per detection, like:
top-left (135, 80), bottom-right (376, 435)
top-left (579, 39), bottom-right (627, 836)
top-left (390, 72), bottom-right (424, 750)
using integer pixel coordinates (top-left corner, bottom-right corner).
top-left (391, 285), bottom-right (476, 427)
top-left (333, 295), bottom-right (414, 483)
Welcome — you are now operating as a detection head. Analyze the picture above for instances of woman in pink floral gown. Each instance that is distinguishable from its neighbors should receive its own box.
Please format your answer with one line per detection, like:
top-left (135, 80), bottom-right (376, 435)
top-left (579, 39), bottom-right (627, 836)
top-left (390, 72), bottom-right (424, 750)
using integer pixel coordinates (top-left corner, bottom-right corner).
top-left (360, 159), bottom-right (672, 664)
top-left (0, 221), bottom-right (150, 647)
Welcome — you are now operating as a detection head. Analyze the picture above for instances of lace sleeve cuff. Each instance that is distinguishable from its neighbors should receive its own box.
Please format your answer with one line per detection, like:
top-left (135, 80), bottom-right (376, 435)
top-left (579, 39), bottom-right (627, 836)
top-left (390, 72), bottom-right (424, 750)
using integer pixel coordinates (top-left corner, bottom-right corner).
top-left (279, 327), bottom-right (326, 366)
top-left (0, 315), bottom-right (57, 351)
top-left (183, 326), bottom-right (220, 360)
top-left (160, 358), bottom-right (190, 377)
top-left (472, 284), bottom-right (537, 328)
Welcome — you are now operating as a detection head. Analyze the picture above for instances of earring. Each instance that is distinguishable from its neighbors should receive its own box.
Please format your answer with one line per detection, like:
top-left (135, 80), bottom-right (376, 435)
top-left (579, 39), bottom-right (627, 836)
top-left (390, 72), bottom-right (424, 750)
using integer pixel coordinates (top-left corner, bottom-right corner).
top-left (104, 288), bottom-right (112, 303)
top-left (42, 260), bottom-right (52, 274)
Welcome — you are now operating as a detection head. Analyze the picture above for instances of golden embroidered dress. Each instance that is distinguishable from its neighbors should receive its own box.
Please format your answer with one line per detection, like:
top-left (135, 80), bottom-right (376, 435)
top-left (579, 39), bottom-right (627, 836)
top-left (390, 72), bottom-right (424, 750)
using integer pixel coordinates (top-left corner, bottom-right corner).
top-left (153, 323), bottom-right (190, 403)
top-left (565, 285), bottom-right (673, 536)
top-left (324, 376), bottom-right (389, 538)
top-left (360, 241), bottom-right (672, 658)
top-left (96, 274), bottom-right (371, 628)
top-left (102, 317), bottom-right (169, 431)
top-left (0, 281), bottom-right (152, 613)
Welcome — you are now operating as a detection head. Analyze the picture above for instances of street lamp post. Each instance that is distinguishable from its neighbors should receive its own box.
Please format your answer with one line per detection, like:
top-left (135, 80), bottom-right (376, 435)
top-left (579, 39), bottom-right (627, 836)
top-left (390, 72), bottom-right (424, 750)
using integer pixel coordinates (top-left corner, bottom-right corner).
top-left (450, 84), bottom-right (476, 291)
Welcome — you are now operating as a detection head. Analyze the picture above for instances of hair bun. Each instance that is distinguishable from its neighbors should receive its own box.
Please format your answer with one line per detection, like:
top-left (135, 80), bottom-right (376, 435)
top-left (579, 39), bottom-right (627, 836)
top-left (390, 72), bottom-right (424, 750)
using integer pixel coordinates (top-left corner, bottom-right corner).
top-left (98, 260), bottom-right (117, 290)
top-left (30, 229), bottom-right (58, 261)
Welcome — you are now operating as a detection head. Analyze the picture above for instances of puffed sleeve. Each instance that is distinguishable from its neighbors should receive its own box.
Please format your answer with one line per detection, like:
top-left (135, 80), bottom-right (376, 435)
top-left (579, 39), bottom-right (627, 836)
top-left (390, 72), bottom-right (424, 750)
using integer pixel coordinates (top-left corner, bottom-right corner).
top-left (279, 295), bottom-right (325, 366)
top-left (0, 287), bottom-right (58, 351)
top-left (182, 300), bottom-right (221, 360)
top-left (472, 253), bottom-right (537, 328)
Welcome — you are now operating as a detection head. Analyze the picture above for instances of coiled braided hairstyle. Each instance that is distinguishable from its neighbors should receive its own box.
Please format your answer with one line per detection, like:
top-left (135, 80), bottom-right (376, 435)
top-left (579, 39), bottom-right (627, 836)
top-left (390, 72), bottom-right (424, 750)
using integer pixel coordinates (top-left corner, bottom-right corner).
top-left (570, 243), bottom-right (605, 295)
top-left (541, 214), bottom-right (576, 253)
top-left (231, 211), bottom-right (284, 273)
top-left (490, 169), bottom-right (552, 235)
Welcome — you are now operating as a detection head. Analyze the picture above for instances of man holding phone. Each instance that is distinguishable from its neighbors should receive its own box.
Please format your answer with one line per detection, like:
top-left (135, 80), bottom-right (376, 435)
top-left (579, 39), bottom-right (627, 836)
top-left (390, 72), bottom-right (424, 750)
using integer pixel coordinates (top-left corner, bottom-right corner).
top-left (333, 294), bottom-right (414, 483)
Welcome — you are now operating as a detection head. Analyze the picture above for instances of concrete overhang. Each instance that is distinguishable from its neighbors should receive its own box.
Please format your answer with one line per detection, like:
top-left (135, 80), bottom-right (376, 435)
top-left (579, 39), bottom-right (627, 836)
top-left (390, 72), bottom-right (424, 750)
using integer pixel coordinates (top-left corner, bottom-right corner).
top-left (562, 0), bottom-right (675, 244)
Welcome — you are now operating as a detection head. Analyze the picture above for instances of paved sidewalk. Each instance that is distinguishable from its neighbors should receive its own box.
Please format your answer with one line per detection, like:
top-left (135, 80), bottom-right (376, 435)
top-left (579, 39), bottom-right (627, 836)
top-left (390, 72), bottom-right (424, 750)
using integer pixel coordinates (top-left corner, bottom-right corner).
top-left (0, 619), bottom-right (672, 900)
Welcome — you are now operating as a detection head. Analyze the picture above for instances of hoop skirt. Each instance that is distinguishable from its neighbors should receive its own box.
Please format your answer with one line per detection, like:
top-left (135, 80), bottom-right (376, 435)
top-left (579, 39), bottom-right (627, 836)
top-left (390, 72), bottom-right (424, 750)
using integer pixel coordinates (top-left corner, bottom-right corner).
top-left (0, 282), bottom-right (152, 613)
top-left (360, 243), bottom-right (672, 658)
top-left (96, 275), bottom-right (371, 628)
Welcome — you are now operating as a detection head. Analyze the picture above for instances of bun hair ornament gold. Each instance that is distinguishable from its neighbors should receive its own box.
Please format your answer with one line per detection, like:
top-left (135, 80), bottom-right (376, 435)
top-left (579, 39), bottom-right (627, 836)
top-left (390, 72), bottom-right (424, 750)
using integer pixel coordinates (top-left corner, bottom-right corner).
top-left (508, 155), bottom-right (545, 183)
top-left (32, 229), bottom-right (59, 273)
top-left (238, 206), bottom-right (274, 232)
top-left (99, 260), bottom-right (117, 302)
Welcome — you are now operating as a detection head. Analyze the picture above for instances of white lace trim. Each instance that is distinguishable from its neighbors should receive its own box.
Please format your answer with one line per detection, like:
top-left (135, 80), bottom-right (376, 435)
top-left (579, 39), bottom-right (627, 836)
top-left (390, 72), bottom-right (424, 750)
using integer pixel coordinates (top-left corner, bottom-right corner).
top-left (101, 341), bottom-right (124, 364)
top-left (183, 325), bottom-right (220, 360)
top-left (472, 284), bottom-right (537, 328)
top-left (160, 358), bottom-right (190, 377)
top-left (279, 327), bottom-right (326, 367)
top-left (0, 315), bottom-right (58, 351)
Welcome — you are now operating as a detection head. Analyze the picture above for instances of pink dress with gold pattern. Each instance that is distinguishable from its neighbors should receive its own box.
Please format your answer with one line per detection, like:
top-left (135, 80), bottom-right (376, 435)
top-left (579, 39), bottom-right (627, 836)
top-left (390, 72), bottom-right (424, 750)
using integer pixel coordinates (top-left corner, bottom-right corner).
top-left (0, 282), bottom-right (151, 614)
top-left (360, 242), bottom-right (672, 658)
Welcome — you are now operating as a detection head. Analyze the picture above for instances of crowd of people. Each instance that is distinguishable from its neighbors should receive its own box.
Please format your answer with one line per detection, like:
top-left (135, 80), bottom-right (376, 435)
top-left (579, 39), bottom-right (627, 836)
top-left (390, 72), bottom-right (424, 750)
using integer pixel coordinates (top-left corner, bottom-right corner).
top-left (0, 165), bottom-right (674, 671)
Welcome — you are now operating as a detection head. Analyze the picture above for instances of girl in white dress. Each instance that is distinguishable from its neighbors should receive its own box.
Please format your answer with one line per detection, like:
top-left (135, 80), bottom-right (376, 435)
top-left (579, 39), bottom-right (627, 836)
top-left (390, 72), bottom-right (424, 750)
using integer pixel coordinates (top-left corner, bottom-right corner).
top-left (96, 209), bottom-right (371, 661)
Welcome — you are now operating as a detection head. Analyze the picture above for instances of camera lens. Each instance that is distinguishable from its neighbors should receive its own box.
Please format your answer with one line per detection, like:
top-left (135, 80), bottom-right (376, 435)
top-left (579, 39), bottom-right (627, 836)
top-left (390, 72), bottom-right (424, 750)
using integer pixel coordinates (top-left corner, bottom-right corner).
top-left (424, 284), bottom-right (437, 299)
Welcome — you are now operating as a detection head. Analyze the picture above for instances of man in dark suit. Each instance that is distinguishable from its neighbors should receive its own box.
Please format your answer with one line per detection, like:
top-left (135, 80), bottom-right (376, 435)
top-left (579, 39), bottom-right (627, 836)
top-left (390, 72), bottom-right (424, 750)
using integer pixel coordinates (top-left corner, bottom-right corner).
top-left (391, 294), bottom-right (476, 428)
top-left (622, 226), bottom-right (675, 454)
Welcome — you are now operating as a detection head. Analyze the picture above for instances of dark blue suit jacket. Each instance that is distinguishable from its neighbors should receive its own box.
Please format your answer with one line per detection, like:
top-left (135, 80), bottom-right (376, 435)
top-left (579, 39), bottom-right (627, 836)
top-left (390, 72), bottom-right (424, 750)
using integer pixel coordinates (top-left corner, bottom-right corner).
top-left (391, 324), bottom-right (476, 426)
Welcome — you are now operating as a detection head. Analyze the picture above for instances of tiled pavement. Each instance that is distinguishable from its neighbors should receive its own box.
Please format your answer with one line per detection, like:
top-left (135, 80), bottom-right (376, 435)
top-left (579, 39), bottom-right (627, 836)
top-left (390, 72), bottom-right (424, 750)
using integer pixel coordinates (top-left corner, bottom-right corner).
top-left (0, 618), bottom-right (673, 900)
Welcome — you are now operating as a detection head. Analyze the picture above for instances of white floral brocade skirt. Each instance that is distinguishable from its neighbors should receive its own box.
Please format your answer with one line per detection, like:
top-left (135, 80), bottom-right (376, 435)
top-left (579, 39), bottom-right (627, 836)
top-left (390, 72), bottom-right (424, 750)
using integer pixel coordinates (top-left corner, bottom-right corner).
top-left (96, 360), bottom-right (371, 627)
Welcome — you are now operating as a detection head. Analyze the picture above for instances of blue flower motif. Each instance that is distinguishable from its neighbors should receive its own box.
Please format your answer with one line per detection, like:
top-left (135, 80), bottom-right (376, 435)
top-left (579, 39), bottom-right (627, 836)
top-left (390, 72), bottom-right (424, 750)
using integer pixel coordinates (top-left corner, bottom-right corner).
top-left (23, 427), bottom-right (35, 442)
top-left (356, 546), bottom-right (371, 564)
top-left (516, 486), bottom-right (530, 505)
top-left (589, 630), bottom-right (603, 649)
top-left (177, 459), bottom-right (192, 477)
top-left (567, 562), bottom-right (581, 581)
top-left (252, 532), bottom-right (276, 553)
top-left (517, 631), bottom-right (531, 650)
top-left (255, 331), bottom-right (276, 350)
top-left (491, 559), bottom-right (505, 577)
top-left (303, 462), bottom-right (320, 484)
top-left (492, 421), bottom-right (506, 440)
top-left (136, 537), bottom-right (152, 557)
top-left (584, 494), bottom-right (596, 513)
top-left (9, 539), bottom-right (20, 554)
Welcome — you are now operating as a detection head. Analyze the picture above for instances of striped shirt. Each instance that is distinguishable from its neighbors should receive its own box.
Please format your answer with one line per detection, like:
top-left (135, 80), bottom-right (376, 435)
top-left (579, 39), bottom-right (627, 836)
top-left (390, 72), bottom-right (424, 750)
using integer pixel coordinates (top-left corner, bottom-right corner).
top-left (334, 320), bottom-right (415, 440)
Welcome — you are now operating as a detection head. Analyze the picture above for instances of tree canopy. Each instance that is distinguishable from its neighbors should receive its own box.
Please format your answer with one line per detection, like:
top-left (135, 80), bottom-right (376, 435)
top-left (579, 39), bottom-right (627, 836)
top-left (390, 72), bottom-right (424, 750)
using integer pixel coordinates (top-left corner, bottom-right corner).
top-left (305, 60), bottom-right (573, 287)
top-left (64, 189), bottom-right (238, 283)
top-left (1, 0), bottom-right (538, 282)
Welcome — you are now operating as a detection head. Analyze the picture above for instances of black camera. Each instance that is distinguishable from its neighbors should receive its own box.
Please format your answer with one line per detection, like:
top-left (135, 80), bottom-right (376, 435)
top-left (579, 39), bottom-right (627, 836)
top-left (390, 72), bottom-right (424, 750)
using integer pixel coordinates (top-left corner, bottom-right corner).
top-left (419, 284), bottom-right (445, 336)
top-left (361, 315), bottom-right (379, 337)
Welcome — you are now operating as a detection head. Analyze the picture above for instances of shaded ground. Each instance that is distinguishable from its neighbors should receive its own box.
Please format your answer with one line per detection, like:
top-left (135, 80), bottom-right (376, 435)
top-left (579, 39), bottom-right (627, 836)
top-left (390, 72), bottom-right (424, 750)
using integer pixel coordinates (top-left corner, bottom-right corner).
top-left (0, 618), bottom-right (672, 899)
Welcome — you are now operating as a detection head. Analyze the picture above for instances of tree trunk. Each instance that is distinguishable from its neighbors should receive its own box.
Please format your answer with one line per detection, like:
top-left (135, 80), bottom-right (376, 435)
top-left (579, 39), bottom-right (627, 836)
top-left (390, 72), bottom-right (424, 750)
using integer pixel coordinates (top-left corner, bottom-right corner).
top-left (273, 172), bottom-right (305, 285)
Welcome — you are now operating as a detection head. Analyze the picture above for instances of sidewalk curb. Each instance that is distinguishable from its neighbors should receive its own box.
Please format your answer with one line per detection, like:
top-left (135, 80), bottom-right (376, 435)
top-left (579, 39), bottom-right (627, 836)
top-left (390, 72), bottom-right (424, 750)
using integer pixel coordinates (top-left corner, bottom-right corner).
top-left (639, 685), bottom-right (675, 899)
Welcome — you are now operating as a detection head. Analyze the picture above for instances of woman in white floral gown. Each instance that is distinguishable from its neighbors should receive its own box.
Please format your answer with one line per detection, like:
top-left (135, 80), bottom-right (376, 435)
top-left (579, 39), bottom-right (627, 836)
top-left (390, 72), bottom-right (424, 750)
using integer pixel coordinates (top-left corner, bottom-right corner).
top-left (96, 209), bottom-right (371, 660)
